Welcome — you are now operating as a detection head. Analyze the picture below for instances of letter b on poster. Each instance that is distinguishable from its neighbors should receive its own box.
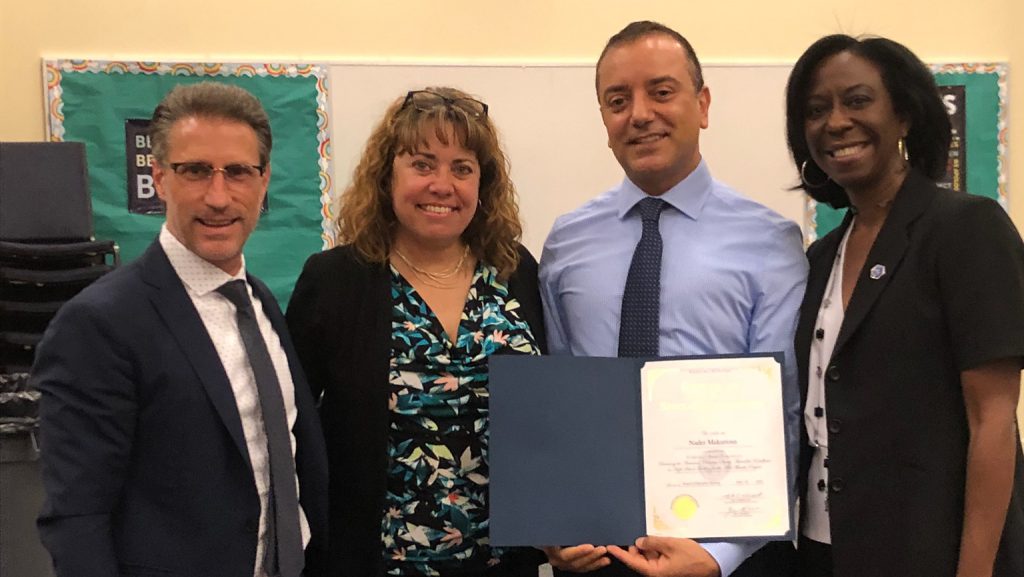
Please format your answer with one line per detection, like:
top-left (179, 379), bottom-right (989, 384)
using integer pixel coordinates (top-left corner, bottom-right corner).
top-left (125, 119), bottom-right (163, 214)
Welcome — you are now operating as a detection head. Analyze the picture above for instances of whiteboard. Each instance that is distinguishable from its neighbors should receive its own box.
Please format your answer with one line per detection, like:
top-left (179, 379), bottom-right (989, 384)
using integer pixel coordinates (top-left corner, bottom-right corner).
top-left (330, 63), bottom-right (805, 256)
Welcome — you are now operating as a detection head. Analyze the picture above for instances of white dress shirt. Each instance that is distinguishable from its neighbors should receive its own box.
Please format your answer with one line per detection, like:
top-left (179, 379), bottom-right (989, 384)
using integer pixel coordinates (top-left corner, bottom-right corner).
top-left (159, 226), bottom-right (310, 577)
top-left (540, 160), bottom-right (808, 575)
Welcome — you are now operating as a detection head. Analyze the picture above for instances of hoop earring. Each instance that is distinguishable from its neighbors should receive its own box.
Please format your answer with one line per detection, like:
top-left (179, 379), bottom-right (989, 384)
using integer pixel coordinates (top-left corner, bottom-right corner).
top-left (898, 137), bottom-right (909, 161)
top-left (800, 159), bottom-right (831, 189)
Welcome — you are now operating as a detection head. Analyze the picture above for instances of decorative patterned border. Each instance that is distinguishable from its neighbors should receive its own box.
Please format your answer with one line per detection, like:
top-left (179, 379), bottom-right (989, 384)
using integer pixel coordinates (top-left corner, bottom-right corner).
top-left (802, 63), bottom-right (1008, 245)
top-left (44, 60), bottom-right (337, 247)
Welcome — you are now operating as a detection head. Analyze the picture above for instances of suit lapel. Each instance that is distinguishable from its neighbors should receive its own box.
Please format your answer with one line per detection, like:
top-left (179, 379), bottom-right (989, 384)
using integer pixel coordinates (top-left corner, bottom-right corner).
top-left (833, 171), bottom-right (935, 355)
top-left (139, 241), bottom-right (253, 471)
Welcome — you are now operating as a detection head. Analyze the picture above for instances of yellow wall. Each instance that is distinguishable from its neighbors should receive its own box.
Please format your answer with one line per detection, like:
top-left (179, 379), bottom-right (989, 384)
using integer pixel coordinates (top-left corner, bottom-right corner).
top-left (1, 0), bottom-right (1023, 428)
top-left (1, 0), bottom-right (1020, 229)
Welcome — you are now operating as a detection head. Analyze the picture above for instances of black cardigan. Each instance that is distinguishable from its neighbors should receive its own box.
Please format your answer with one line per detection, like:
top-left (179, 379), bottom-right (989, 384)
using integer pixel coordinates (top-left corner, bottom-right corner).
top-left (286, 244), bottom-right (546, 577)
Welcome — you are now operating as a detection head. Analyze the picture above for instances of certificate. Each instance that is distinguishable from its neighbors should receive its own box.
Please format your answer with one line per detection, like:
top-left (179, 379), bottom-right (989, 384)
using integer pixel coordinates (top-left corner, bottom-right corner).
top-left (488, 354), bottom-right (793, 547)
top-left (640, 357), bottom-right (790, 539)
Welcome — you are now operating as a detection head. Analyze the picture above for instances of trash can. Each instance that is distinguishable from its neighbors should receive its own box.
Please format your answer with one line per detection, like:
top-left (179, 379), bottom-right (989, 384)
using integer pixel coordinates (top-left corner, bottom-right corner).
top-left (0, 372), bottom-right (54, 577)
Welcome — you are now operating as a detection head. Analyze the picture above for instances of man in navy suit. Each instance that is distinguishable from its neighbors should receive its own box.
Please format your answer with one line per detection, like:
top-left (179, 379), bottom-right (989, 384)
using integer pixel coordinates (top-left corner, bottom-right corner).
top-left (33, 82), bottom-right (328, 577)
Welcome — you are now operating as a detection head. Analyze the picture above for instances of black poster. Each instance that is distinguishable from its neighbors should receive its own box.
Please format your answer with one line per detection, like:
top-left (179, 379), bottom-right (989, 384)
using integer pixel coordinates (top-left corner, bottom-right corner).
top-left (125, 118), bottom-right (165, 214)
top-left (937, 85), bottom-right (967, 192)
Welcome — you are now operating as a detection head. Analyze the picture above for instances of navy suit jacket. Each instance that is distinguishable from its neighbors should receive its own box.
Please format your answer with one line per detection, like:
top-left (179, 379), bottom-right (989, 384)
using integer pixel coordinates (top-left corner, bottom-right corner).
top-left (33, 240), bottom-right (328, 577)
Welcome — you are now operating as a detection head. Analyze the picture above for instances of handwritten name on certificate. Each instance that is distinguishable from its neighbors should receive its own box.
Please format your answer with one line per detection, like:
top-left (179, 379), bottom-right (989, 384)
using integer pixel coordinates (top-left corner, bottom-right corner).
top-left (640, 357), bottom-right (790, 539)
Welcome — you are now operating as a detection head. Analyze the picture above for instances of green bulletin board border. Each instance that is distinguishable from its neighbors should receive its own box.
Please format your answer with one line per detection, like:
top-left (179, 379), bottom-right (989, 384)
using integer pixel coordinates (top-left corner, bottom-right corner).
top-left (43, 59), bottom-right (336, 303)
top-left (804, 62), bottom-right (1008, 244)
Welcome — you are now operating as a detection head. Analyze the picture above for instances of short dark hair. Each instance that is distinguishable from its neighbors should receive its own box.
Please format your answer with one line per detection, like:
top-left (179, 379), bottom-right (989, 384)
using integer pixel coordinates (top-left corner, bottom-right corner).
top-left (150, 82), bottom-right (272, 166)
top-left (785, 34), bottom-right (951, 208)
top-left (596, 21), bottom-right (704, 93)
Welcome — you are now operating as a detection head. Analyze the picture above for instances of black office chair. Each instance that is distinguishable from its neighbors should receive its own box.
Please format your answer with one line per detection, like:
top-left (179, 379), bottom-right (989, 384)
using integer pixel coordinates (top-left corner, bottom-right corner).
top-left (0, 141), bottom-right (119, 373)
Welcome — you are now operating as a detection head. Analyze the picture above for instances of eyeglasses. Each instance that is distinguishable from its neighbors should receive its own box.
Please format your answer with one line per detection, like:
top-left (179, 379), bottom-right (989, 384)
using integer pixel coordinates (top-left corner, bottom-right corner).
top-left (169, 162), bottom-right (266, 185)
top-left (401, 90), bottom-right (489, 119)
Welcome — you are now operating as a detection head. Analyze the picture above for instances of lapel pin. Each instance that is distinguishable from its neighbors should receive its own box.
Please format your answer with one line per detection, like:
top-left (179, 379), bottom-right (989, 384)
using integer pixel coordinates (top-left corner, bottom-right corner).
top-left (869, 264), bottom-right (886, 280)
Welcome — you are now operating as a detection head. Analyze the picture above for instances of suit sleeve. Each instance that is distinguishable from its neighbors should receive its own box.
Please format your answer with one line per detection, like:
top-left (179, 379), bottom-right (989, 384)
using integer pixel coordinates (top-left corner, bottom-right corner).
top-left (936, 197), bottom-right (1024, 370)
top-left (33, 298), bottom-right (137, 577)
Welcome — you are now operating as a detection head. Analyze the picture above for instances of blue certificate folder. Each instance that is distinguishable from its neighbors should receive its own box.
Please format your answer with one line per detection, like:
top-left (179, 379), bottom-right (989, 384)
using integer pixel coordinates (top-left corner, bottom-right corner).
top-left (488, 353), bottom-right (790, 547)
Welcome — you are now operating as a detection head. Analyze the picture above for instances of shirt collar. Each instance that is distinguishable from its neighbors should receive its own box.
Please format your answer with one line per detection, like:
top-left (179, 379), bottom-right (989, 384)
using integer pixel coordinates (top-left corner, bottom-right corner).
top-left (615, 158), bottom-right (713, 221)
top-left (159, 224), bottom-right (247, 297)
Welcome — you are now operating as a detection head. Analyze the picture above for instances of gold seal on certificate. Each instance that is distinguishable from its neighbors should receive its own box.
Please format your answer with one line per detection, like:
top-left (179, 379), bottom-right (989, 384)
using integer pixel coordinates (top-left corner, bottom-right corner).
top-left (641, 357), bottom-right (790, 539)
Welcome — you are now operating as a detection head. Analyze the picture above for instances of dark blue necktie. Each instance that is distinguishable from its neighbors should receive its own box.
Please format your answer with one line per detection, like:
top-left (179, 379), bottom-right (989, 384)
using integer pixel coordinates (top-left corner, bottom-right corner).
top-left (217, 280), bottom-right (304, 577)
top-left (618, 197), bottom-right (665, 358)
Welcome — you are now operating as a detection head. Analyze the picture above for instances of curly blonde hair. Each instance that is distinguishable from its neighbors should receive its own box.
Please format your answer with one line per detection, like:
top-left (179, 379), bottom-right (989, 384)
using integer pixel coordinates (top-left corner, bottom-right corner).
top-left (336, 87), bottom-right (522, 278)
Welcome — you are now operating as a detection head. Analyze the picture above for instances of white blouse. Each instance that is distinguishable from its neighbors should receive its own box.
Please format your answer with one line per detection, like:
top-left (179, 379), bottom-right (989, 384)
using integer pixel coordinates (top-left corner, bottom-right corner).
top-left (802, 221), bottom-right (854, 544)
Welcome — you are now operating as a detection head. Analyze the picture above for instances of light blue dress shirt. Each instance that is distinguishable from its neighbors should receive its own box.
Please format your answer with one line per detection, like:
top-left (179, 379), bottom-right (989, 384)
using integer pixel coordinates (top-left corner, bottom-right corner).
top-left (539, 159), bottom-right (807, 577)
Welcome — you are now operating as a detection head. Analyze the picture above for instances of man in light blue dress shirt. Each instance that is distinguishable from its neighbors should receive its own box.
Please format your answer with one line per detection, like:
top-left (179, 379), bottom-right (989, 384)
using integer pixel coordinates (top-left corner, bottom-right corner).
top-left (538, 21), bottom-right (807, 577)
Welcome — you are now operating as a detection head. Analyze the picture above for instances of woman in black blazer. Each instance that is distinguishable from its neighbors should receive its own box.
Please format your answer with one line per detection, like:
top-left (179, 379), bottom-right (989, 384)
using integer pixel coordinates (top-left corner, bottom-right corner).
top-left (287, 87), bottom-right (545, 577)
top-left (786, 35), bottom-right (1024, 577)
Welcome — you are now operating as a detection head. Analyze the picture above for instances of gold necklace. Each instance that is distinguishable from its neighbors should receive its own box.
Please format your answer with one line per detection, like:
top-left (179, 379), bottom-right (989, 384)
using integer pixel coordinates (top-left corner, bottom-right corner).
top-left (392, 245), bottom-right (470, 283)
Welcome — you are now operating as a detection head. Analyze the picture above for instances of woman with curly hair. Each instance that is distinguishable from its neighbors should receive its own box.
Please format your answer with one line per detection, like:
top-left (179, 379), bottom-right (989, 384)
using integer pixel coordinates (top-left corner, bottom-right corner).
top-left (286, 87), bottom-right (545, 577)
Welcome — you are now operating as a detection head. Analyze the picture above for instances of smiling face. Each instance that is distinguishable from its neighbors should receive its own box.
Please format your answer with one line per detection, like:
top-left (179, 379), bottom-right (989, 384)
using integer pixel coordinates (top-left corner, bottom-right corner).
top-left (804, 51), bottom-right (909, 197)
top-left (152, 116), bottom-right (269, 275)
top-left (597, 33), bottom-right (710, 196)
top-left (390, 126), bottom-right (480, 251)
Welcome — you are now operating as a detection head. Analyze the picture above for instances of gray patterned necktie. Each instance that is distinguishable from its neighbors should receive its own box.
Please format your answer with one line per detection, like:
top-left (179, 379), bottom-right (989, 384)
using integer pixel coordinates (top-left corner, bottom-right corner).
top-left (217, 280), bottom-right (304, 577)
top-left (618, 197), bottom-right (666, 357)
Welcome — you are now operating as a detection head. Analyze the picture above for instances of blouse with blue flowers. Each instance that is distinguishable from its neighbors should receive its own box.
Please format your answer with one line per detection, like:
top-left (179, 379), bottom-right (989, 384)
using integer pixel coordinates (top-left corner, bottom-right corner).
top-left (382, 262), bottom-right (540, 576)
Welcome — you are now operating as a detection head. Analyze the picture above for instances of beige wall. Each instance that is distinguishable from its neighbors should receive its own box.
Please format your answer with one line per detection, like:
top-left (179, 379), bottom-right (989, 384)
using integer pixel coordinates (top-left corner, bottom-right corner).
top-left (1, 0), bottom-right (1020, 229)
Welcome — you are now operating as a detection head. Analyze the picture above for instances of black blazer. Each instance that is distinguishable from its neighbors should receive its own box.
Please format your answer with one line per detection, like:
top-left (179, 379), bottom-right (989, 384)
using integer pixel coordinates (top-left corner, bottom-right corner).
top-left (34, 240), bottom-right (329, 577)
top-left (795, 170), bottom-right (1024, 577)
top-left (286, 244), bottom-right (546, 577)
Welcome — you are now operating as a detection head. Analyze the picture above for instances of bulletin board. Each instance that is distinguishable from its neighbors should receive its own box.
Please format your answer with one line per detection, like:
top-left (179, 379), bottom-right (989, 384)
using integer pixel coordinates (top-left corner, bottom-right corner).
top-left (44, 60), bottom-right (333, 304)
top-left (44, 60), bottom-right (1010, 301)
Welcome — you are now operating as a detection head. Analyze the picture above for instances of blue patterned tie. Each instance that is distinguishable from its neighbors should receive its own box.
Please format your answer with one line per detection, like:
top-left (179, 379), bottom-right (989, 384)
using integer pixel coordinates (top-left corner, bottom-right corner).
top-left (618, 197), bottom-right (665, 357)
top-left (217, 280), bottom-right (304, 577)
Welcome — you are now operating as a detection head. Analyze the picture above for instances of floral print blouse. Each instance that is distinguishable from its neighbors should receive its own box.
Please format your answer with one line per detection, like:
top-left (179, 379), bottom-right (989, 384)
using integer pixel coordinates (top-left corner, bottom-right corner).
top-left (382, 262), bottom-right (540, 576)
